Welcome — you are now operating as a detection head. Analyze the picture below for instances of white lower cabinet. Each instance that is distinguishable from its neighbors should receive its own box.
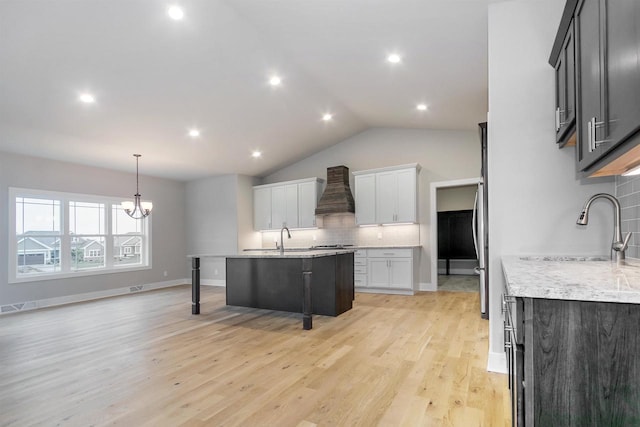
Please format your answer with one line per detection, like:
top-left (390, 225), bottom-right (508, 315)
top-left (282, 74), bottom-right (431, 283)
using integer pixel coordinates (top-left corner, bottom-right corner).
top-left (356, 248), bottom-right (416, 294)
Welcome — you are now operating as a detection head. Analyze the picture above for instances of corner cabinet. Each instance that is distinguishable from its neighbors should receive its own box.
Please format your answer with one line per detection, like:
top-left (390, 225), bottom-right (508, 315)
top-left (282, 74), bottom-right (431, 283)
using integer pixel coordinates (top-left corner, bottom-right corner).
top-left (352, 164), bottom-right (420, 226)
top-left (550, 0), bottom-right (640, 176)
top-left (253, 178), bottom-right (324, 231)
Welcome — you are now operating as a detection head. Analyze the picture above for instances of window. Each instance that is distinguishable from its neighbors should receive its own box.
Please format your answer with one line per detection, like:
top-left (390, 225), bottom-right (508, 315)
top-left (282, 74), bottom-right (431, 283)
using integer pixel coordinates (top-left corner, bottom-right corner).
top-left (9, 188), bottom-right (151, 283)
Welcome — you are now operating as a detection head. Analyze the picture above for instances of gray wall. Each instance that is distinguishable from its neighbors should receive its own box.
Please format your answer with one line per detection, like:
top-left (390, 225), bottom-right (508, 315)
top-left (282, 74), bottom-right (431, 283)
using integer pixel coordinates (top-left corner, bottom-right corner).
top-left (262, 127), bottom-right (481, 286)
top-left (184, 174), bottom-right (259, 282)
top-left (487, 0), bottom-right (615, 369)
top-left (0, 151), bottom-right (187, 305)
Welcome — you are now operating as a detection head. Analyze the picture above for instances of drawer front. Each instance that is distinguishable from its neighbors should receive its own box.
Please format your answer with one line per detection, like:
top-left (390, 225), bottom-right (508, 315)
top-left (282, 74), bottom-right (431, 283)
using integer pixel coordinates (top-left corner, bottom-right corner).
top-left (354, 265), bottom-right (367, 275)
top-left (354, 249), bottom-right (367, 258)
top-left (354, 257), bottom-right (367, 266)
top-left (367, 248), bottom-right (412, 258)
top-left (354, 273), bottom-right (368, 287)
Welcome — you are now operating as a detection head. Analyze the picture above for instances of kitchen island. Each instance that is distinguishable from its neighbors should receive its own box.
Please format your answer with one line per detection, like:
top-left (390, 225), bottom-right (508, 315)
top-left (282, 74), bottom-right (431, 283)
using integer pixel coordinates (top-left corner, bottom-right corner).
top-left (189, 250), bottom-right (354, 330)
top-left (502, 256), bottom-right (640, 426)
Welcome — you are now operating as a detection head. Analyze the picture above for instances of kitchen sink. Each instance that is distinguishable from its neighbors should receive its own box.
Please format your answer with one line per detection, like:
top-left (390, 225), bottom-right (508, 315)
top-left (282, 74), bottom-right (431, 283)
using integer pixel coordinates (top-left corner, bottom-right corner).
top-left (518, 256), bottom-right (610, 262)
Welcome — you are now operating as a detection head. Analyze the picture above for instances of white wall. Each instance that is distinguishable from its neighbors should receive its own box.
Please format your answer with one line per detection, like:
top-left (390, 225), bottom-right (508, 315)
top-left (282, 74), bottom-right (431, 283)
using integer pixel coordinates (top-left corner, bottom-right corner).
top-left (262, 127), bottom-right (481, 287)
top-left (487, 0), bottom-right (615, 371)
top-left (184, 174), bottom-right (260, 283)
top-left (0, 151), bottom-right (187, 306)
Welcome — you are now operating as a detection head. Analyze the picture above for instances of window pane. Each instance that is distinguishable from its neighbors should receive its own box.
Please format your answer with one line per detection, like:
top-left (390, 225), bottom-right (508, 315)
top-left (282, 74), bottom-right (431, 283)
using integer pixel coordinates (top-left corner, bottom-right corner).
top-left (112, 205), bottom-right (142, 234)
top-left (70, 236), bottom-right (105, 270)
top-left (16, 236), bottom-right (61, 275)
top-left (113, 235), bottom-right (142, 266)
top-left (70, 202), bottom-right (105, 235)
top-left (16, 197), bottom-right (61, 235)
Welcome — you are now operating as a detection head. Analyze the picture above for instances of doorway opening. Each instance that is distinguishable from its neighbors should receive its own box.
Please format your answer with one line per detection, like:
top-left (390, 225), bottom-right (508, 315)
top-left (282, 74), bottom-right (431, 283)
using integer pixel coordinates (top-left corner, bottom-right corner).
top-left (430, 178), bottom-right (481, 292)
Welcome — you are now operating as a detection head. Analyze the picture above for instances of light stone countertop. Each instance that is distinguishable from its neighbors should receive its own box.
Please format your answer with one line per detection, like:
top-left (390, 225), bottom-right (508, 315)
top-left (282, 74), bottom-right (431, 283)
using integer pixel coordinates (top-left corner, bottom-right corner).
top-left (502, 255), bottom-right (640, 304)
top-left (190, 249), bottom-right (355, 259)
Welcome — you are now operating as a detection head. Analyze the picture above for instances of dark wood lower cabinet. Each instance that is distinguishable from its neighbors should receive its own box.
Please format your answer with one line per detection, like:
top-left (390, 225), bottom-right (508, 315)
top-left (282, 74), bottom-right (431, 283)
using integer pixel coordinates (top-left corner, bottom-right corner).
top-left (508, 297), bottom-right (640, 426)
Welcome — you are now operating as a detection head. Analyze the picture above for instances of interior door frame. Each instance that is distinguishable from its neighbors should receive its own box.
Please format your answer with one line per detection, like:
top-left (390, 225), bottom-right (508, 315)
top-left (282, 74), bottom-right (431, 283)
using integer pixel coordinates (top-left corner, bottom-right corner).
top-left (430, 177), bottom-right (482, 290)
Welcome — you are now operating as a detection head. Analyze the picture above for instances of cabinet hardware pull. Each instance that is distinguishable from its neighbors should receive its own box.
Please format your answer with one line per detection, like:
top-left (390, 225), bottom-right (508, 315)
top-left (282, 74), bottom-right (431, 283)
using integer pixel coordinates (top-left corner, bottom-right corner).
top-left (556, 107), bottom-right (560, 131)
top-left (589, 117), bottom-right (612, 152)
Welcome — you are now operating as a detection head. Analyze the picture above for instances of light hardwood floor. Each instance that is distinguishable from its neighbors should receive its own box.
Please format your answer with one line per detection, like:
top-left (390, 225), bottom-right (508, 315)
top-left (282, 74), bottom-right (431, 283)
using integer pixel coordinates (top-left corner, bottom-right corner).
top-left (0, 286), bottom-right (510, 426)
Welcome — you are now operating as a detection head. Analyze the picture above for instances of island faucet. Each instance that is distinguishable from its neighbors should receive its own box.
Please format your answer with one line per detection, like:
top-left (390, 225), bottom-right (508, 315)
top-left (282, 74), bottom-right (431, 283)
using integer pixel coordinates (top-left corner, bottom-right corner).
top-left (279, 224), bottom-right (291, 254)
top-left (576, 193), bottom-right (632, 265)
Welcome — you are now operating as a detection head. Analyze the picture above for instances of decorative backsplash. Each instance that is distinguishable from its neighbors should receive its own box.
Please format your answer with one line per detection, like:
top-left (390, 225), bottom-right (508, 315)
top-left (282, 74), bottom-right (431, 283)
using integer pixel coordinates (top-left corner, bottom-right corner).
top-left (259, 214), bottom-right (420, 248)
top-left (616, 175), bottom-right (640, 259)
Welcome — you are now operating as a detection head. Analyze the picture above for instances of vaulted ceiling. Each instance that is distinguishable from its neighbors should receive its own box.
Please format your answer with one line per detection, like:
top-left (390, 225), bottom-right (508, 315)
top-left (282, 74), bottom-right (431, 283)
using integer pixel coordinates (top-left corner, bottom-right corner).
top-left (0, 0), bottom-right (491, 181)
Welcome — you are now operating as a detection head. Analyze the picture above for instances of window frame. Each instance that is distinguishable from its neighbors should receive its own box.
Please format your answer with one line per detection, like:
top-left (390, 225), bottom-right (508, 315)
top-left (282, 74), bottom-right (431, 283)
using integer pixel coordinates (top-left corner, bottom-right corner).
top-left (9, 187), bottom-right (152, 284)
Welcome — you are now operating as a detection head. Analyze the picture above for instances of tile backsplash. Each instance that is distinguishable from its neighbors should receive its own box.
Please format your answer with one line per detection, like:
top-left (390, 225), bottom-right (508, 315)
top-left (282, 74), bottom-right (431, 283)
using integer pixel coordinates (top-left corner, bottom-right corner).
top-left (616, 175), bottom-right (640, 259)
top-left (259, 214), bottom-right (420, 248)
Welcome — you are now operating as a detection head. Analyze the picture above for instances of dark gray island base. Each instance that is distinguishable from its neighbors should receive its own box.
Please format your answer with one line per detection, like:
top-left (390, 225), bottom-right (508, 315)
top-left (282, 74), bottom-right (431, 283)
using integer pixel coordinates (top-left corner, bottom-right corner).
top-left (226, 252), bottom-right (354, 324)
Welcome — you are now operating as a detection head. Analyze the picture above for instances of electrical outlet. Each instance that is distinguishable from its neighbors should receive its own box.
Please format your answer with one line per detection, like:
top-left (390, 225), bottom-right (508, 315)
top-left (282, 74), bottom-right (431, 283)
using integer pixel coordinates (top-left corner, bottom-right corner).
top-left (163, 271), bottom-right (168, 277)
top-left (214, 269), bottom-right (219, 275)
top-left (377, 232), bottom-right (382, 239)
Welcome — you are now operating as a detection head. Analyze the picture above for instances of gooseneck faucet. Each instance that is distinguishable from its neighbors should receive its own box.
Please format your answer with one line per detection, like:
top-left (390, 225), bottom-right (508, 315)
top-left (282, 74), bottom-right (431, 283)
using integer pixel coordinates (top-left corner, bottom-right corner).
top-left (577, 193), bottom-right (632, 265)
top-left (279, 224), bottom-right (291, 254)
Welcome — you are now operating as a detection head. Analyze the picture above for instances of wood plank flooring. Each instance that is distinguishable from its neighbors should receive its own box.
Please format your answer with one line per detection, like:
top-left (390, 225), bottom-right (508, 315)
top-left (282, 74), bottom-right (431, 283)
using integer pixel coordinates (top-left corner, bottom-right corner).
top-left (0, 286), bottom-right (510, 426)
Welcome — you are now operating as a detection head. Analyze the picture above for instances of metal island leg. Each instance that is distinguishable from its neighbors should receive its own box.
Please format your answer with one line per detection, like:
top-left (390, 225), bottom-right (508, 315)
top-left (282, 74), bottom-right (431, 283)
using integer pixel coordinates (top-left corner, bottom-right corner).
top-left (192, 257), bottom-right (200, 315)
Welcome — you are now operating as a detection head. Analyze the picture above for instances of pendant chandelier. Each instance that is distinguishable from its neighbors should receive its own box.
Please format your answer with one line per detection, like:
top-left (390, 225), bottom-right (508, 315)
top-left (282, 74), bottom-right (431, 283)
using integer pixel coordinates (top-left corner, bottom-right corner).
top-left (121, 154), bottom-right (152, 219)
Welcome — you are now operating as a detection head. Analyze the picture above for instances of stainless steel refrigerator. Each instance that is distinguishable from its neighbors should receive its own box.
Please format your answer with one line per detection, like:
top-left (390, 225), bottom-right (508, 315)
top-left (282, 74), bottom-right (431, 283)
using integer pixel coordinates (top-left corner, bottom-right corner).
top-left (473, 123), bottom-right (489, 319)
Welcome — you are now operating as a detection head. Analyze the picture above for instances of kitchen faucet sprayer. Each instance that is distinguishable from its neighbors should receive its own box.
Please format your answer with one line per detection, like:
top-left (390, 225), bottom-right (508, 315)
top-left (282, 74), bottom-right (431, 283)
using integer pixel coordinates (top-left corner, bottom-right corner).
top-left (576, 193), bottom-right (631, 265)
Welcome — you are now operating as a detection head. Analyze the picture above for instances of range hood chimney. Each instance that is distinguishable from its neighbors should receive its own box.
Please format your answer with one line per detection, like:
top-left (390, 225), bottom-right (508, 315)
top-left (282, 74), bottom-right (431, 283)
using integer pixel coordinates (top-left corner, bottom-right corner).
top-left (315, 165), bottom-right (356, 215)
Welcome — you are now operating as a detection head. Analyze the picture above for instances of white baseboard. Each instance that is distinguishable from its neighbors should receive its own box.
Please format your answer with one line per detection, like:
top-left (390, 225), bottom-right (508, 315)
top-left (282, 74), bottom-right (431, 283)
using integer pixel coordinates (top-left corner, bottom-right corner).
top-left (0, 279), bottom-right (188, 315)
top-left (419, 282), bottom-right (436, 292)
top-left (487, 351), bottom-right (507, 374)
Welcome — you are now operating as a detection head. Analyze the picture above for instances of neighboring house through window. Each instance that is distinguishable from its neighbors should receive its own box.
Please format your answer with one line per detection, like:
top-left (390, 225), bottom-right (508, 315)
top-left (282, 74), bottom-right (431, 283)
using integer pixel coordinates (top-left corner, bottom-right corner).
top-left (10, 188), bottom-right (151, 283)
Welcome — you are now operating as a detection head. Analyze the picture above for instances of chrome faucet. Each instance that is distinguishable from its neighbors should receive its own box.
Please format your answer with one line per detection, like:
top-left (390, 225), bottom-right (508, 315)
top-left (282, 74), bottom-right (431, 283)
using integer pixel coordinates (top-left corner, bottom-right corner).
top-left (279, 224), bottom-right (291, 254)
top-left (577, 193), bottom-right (632, 265)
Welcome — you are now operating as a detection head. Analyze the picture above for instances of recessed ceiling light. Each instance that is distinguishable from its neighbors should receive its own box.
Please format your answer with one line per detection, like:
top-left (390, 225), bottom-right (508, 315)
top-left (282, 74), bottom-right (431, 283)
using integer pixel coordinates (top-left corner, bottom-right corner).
top-left (322, 113), bottom-right (333, 121)
top-left (188, 129), bottom-right (200, 138)
top-left (252, 150), bottom-right (262, 158)
top-left (387, 54), bottom-right (402, 64)
top-left (269, 76), bottom-right (282, 86)
top-left (78, 93), bottom-right (95, 104)
top-left (167, 5), bottom-right (184, 20)
top-left (416, 103), bottom-right (428, 111)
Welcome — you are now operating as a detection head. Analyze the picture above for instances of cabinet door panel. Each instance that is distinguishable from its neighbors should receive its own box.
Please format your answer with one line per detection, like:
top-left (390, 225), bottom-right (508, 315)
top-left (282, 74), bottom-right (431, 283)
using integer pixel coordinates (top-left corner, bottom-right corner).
top-left (368, 259), bottom-right (390, 288)
top-left (253, 187), bottom-right (272, 230)
top-left (375, 171), bottom-right (396, 224)
top-left (355, 174), bottom-right (376, 225)
top-left (606, 0), bottom-right (640, 147)
top-left (271, 186), bottom-right (286, 229)
top-left (284, 184), bottom-right (298, 228)
top-left (298, 181), bottom-right (317, 228)
top-left (576, 0), bottom-right (604, 170)
top-left (389, 259), bottom-right (412, 289)
top-left (395, 169), bottom-right (416, 223)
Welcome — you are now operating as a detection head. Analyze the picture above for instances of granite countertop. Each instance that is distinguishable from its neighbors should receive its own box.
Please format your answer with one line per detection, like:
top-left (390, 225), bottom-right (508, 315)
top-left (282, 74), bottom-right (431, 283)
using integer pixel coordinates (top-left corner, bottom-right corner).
top-left (502, 255), bottom-right (640, 304)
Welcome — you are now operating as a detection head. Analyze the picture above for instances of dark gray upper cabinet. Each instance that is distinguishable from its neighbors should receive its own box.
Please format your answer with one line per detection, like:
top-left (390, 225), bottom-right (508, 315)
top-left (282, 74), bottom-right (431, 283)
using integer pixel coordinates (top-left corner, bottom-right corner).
top-left (554, 20), bottom-right (576, 146)
top-left (551, 0), bottom-right (640, 175)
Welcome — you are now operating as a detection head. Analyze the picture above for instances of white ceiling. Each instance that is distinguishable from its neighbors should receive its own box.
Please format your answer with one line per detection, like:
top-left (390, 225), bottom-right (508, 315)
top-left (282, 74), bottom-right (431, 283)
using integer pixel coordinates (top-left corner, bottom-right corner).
top-left (0, 0), bottom-right (491, 181)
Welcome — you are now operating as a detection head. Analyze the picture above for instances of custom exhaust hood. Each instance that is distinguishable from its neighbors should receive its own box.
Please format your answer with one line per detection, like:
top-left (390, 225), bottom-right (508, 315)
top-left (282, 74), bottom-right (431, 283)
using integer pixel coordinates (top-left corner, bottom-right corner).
top-left (315, 165), bottom-right (356, 215)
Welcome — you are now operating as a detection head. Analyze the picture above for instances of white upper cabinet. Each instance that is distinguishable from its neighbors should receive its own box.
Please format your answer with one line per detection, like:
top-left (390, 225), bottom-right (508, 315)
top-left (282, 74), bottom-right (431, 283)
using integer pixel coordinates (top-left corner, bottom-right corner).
top-left (253, 186), bottom-right (272, 230)
top-left (354, 174), bottom-right (376, 225)
top-left (253, 178), bottom-right (323, 231)
top-left (298, 180), bottom-right (321, 228)
top-left (353, 164), bottom-right (419, 225)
